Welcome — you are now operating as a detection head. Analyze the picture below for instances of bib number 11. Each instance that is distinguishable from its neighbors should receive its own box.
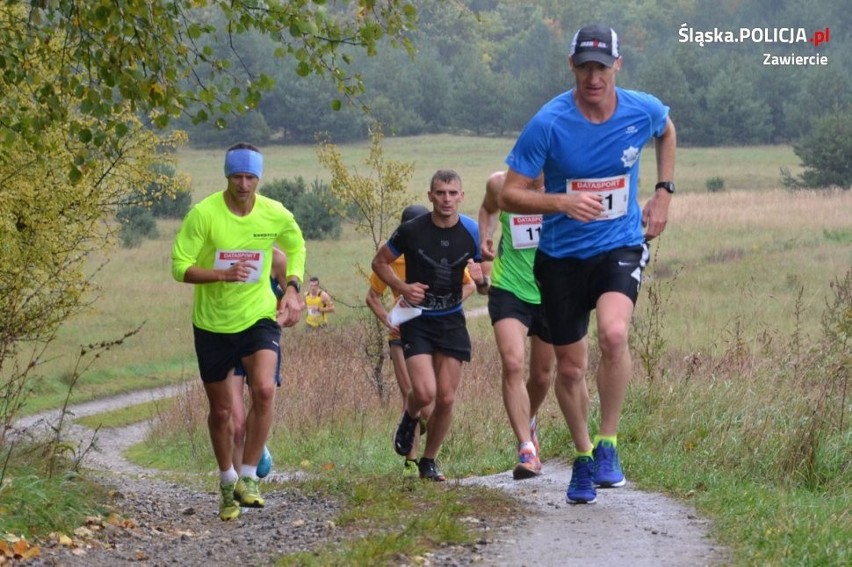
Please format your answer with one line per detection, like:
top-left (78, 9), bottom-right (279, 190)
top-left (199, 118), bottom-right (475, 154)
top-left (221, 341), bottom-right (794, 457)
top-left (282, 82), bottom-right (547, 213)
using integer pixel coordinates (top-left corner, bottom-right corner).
top-left (510, 214), bottom-right (543, 249)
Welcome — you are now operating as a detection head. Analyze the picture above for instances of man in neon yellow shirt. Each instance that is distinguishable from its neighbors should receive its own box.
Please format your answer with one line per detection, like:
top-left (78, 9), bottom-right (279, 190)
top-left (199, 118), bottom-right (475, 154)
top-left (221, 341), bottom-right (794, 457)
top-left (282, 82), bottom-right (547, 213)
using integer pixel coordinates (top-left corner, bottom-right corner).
top-left (172, 142), bottom-right (306, 520)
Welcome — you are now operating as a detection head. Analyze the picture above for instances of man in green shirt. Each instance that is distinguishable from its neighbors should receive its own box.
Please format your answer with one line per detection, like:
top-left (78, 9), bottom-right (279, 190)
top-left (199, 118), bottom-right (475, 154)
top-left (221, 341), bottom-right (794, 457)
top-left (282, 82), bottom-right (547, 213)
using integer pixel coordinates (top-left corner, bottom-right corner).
top-left (172, 142), bottom-right (306, 520)
top-left (478, 171), bottom-right (555, 480)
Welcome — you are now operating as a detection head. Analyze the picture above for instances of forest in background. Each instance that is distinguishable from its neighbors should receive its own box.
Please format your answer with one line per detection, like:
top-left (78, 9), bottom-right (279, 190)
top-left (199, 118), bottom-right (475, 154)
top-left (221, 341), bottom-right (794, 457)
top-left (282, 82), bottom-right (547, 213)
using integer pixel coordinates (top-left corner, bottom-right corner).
top-left (176, 0), bottom-right (850, 148)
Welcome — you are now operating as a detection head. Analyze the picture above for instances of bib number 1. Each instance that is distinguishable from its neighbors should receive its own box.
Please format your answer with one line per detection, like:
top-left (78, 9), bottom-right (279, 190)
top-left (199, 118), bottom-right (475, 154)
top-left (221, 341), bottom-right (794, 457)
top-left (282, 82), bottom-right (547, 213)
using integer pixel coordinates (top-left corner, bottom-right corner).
top-left (566, 174), bottom-right (629, 221)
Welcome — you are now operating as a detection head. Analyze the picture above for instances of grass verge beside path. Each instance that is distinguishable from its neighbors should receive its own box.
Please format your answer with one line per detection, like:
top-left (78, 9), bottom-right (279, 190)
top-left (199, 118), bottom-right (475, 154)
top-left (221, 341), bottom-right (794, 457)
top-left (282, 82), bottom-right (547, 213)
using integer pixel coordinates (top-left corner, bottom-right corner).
top-left (276, 476), bottom-right (515, 566)
top-left (74, 398), bottom-right (176, 430)
top-left (129, 277), bottom-right (849, 566)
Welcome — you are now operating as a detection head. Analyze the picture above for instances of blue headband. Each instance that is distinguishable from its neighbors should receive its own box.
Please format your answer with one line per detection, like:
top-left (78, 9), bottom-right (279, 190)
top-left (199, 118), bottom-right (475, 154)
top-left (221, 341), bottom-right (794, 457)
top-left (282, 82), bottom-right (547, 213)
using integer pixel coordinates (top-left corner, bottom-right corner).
top-left (224, 149), bottom-right (263, 179)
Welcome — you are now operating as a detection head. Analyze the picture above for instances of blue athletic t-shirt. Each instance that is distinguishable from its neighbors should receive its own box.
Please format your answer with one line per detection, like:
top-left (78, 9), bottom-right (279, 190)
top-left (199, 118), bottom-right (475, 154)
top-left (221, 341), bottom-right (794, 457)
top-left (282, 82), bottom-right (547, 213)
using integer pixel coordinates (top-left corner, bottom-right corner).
top-left (506, 87), bottom-right (669, 259)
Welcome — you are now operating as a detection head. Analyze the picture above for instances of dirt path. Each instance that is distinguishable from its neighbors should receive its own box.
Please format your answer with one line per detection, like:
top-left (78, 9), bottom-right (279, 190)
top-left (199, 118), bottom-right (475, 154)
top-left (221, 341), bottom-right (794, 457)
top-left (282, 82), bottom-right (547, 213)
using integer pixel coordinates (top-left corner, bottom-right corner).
top-left (462, 463), bottom-right (728, 565)
top-left (18, 387), bottom-right (729, 566)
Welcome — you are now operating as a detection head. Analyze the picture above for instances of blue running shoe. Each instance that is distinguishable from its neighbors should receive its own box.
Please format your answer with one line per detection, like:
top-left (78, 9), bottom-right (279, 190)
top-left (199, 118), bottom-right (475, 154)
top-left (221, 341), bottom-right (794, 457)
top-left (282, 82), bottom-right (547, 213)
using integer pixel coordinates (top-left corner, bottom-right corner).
top-left (566, 456), bottom-right (597, 504)
top-left (257, 445), bottom-right (273, 479)
top-left (592, 441), bottom-right (626, 487)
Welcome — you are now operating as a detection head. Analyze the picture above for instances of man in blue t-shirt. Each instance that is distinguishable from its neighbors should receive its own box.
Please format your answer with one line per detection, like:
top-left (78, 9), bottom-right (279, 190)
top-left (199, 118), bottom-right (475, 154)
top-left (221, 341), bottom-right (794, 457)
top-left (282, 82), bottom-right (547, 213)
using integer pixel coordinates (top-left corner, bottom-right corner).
top-left (371, 169), bottom-right (486, 482)
top-left (500, 24), bottom-right (677, 504)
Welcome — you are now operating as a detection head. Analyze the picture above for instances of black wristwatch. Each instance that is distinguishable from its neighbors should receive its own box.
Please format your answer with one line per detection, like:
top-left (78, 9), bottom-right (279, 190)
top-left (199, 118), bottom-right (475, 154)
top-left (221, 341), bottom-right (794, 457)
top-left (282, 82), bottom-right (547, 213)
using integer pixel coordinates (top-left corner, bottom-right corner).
top-left (655, 181), bottom-right (675, 194)
top-left (286, 280), bottom-right (301, 293)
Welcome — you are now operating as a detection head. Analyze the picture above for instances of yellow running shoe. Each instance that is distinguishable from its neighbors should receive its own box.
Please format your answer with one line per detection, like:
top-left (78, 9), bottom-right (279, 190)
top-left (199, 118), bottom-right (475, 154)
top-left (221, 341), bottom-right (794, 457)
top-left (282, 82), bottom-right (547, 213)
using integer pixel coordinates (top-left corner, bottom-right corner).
top-left (219, 481), bottom-right (240, 521)
top-left (403, 458), bottom-right (419, 479)
top-left (234, 476), bottom-right (265, 508)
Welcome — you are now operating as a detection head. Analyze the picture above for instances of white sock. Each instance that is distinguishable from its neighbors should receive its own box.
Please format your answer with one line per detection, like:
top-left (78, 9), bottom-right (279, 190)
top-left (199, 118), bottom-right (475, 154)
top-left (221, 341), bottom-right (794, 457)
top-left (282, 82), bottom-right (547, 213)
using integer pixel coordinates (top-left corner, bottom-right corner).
top-left (220, 467), bottom-right (238, 485)
top-left (519, 441), bottom-right (537, 456)
top-left (240, 465), bottom-right (258, 479)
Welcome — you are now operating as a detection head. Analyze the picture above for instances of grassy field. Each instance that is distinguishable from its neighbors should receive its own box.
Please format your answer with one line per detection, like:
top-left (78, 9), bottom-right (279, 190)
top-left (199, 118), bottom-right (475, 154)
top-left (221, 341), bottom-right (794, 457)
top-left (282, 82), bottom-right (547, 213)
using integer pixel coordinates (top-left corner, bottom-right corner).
top-left (7, 138), bottom-right (849, 564)
top-left (25, 139), bottom-right (845, 412)
top-left (182, 136), bottom-right (802, 203)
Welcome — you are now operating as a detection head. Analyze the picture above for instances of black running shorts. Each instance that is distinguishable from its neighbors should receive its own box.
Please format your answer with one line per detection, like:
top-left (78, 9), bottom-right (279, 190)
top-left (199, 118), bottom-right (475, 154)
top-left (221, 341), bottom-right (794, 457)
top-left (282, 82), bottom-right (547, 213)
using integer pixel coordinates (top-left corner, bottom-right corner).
top-left (193, 318), bottom-right (282, 383)
top-left (400, 311), bottom-right (471, 362)
top-left (534, 243), bottom-right (648, 346)
top-left (487, 286), bottom-right (551, 342)
top-left (233, 340), bottom-right (282, 387)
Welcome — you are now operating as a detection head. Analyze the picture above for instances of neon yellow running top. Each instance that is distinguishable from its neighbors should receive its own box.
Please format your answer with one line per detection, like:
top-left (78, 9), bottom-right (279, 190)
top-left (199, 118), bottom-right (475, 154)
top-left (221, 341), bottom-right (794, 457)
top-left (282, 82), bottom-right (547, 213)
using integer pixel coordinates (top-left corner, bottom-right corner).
top-left (172, 191), bottom-right (306, 333)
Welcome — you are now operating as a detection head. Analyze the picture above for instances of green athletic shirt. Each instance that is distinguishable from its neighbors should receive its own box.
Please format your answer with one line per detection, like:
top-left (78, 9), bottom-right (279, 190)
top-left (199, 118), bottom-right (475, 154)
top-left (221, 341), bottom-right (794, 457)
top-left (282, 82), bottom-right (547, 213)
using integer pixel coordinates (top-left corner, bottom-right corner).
top-left (491, 211), bottom-right (541, 304)
top-left (171, 191), bottom-right (306, 333)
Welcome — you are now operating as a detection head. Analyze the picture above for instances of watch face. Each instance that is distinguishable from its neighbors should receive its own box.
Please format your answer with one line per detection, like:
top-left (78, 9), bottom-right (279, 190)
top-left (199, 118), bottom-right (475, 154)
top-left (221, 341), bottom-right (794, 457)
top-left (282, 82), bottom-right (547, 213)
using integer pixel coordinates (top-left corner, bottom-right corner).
top-left (656, 182), bottom-right (675, 193)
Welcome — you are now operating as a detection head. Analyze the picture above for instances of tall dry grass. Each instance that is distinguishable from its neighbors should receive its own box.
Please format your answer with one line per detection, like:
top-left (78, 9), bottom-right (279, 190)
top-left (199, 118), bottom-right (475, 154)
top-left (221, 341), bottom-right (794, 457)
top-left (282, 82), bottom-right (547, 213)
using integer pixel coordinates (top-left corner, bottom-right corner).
top-left (627, 259), bottom-right (850, 491)
top-left (140, 264), bottom-right (850, 564)
top-left (146, 314), bottom-right (520, 476)
top-left (640, 189), bottom-right (852, 355)
top-left (667, 188), bottom-right (851, 230)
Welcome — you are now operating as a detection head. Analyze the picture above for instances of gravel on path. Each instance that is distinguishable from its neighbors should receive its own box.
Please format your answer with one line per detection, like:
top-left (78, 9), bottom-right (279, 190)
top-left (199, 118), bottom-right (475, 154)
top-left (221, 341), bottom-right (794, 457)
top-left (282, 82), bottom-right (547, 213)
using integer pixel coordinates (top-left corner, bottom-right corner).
top-left (18, 387), bottom-right (729, 566)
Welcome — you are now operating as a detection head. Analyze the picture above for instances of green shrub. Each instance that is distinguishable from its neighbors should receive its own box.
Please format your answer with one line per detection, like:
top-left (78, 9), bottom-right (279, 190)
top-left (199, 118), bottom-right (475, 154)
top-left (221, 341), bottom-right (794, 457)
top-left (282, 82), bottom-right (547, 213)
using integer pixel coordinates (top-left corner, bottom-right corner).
top-left (145, 163), bottom-right (191, 219)
top-left (706, 176), bottom-right (725, 192)
top-left (118, 208), bottom-right (158, 248)
top-left (295, 190), bottom-right (342, 240)
top-left (114, 163), bottom-right (185, 248)
top-left (781, 110), bottom-right (852, 190)
top-left (150, 187), bottom-right (191, 219)
top-left (261, 176), bottom-right (308, 210)
top-left (264, 177), bottom-right (343, 240)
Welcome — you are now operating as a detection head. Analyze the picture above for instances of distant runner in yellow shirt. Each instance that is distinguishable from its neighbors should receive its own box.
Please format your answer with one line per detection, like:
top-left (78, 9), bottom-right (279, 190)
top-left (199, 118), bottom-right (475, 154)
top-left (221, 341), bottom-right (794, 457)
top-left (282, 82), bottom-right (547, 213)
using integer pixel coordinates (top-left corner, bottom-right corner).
top-left (303, 276), bottom-right (335, 328)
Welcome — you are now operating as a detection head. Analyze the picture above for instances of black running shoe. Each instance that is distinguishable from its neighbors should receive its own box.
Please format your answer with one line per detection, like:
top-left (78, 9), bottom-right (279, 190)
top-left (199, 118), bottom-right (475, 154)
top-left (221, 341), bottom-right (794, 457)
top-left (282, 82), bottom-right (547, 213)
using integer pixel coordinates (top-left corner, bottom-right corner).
top-left (418, 457), bottom-right (446, 482)
top-left (393, 411), bottom-right (418, 456)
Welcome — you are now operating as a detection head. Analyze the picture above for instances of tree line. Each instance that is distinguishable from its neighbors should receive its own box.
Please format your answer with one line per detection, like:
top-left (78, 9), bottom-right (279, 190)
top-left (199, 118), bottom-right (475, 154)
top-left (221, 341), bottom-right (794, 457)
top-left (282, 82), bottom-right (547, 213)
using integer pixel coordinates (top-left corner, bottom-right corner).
top-left (176, 0), bottom-right (850, 148)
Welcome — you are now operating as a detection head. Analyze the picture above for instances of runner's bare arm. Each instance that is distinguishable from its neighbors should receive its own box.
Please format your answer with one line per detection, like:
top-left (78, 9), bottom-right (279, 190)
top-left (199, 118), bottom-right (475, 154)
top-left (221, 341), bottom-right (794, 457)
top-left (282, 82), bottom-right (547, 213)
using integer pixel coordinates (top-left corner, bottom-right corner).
top-left (500, 169), bottom-right (603, 221)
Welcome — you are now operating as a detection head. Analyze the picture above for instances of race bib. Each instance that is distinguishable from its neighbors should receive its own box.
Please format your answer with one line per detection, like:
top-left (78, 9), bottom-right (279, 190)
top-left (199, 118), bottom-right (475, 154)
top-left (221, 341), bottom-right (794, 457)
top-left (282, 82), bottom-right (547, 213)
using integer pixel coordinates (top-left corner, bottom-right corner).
top-left (214, 250), bottom-right (263, 283)
top-left (388, 297), bottom-right (422, 326)
top-left (509, 214), bottom-right (542, 249)
top-left (566, 174), bottom-right (629, 221)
